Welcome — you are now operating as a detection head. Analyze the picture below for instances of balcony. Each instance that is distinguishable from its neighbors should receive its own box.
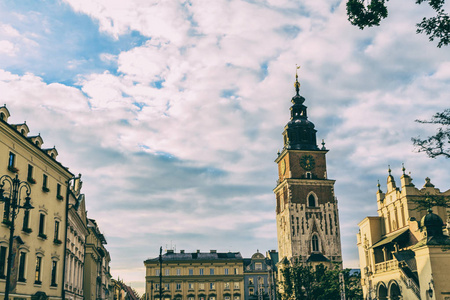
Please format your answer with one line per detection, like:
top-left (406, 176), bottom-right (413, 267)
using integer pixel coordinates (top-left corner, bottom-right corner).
top-left (374, 259), bottom-right (398, 274)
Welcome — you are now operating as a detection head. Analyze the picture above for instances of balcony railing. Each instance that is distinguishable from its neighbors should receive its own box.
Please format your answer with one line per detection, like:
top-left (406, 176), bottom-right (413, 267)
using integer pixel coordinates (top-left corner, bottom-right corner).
top-left (374, 259), bottom-right (398, 274)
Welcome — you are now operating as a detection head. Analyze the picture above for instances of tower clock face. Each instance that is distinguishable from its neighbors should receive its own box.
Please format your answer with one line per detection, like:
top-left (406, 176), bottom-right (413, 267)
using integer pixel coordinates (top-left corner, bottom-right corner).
top-left (280, 159), bottom-right (286, 175)
top-left (300, 154), bottom-right (315, 171)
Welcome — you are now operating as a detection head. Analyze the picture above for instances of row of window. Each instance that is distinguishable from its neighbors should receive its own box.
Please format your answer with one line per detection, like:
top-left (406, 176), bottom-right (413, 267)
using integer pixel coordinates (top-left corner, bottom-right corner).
top-left (0, 246), bottom-right (58, 286)
top-left (153, 281), bottom-right (241, 291)
top-left (7, 152), bottom-right (64, 199)
top-left (247, 277), bottom-right (265, 285)
top-left (185, 297), bottom-right (240, 300)
top-left (2, 204), bottom-right (62, 244)
top-left (155, 267), bottom-right (239, 276)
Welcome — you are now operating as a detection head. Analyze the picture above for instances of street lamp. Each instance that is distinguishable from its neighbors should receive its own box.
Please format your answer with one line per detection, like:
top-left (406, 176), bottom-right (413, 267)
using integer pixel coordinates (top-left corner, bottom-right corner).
top-left (0, 174), bottom-right (34, 300)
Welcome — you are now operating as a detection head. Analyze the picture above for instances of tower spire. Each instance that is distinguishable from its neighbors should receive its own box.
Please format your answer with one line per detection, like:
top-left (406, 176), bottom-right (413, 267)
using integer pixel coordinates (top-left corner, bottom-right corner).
top-left (295, 65), bottom-right (301, 95)
top-left (281, 66), bottom-right (319, 151)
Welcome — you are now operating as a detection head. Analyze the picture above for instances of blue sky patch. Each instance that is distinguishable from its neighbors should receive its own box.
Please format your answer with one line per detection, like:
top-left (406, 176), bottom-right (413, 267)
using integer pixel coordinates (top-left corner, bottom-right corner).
top-left (0, 0), bottom-right (147, 85)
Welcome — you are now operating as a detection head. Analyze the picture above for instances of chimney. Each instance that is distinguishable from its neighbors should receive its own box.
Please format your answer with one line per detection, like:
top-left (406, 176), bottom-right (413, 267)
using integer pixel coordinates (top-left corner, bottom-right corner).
top-left (167, 250), bottom-right (174, 254)
top-left (180, 250), bottom-right (185, 253)
top-left (197, 250), bottom-right (201, 253)
top-left (210, 250), bottom-right (217, 253)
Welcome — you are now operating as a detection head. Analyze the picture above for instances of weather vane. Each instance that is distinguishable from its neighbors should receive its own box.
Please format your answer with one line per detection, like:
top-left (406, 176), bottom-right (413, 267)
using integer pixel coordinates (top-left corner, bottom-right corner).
top-left (295, 64), bottom-right (301, 95)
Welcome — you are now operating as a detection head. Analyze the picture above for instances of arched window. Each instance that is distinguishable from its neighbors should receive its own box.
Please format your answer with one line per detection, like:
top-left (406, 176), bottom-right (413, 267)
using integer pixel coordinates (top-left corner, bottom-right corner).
top-left (312, 235), bottom-right (319, 252)
top-left (377, 282), bottom-right (387, 300)
top-left (308, 194), bottom-right (316, 207)
top-left (0, 113), bottom-right (4, 121)
top-left (388, 281), bottom-right (401, 300)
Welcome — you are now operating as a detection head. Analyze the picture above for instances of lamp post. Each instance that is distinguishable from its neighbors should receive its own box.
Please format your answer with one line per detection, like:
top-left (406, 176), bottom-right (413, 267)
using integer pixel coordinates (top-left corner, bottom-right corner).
top-left (0, 174), bottom-right (34, 300)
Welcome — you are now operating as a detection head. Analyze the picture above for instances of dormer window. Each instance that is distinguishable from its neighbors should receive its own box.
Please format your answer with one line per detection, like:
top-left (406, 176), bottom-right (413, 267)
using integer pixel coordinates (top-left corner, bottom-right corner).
top-left (306, 172), bottom-right (311, 179)
top-left (0, 113), bottom-right (4, 121)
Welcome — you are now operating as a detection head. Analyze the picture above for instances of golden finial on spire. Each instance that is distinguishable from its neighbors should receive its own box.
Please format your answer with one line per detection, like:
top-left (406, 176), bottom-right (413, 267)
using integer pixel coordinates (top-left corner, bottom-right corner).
top-left (295, 64), bottom-right (301, 95)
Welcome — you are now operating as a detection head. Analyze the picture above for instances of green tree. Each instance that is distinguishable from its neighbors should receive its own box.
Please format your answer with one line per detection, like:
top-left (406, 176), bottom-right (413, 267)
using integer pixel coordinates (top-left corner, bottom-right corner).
top-left (346, 0), bottom-right (450, 47)
top-left (412, 109), bottom-right (450, 159)
top-left (279, 259), bottom-right (363, 300)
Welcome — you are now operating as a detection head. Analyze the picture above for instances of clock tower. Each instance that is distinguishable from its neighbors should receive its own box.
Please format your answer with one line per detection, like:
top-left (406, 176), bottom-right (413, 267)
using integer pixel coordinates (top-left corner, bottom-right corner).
top-left (274, 70), bottom-right (342, 266)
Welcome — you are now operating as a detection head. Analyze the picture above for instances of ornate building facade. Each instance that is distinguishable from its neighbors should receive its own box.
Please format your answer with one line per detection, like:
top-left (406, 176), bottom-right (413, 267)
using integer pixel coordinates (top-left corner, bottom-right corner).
top-left (357, 168), bottom-right (450, 300)
top-left (84, 218), bottom-right (112, 300)
top-left (144, 250), bottom-right (245, 300)
top-left (0, 105), bottom-right (72, 299)
top-left (64, 175), bottom-right (88, 300)
top-left (274, 73), bottom-right (342, 266)
top-left (243, 251), bottom-right (277, 300)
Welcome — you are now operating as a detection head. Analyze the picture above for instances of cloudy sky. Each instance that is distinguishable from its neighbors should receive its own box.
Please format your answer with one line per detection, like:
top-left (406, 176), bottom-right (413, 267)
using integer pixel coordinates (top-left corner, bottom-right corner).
top-left (1, 0), bottom-right (449, 294)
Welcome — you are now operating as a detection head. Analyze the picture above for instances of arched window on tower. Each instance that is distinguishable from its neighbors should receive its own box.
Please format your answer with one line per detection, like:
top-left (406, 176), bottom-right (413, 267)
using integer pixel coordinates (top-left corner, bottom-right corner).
top-left (312, 235), bottom-right (319, 252)
top-left (308, 194), bottom-right (316, 207)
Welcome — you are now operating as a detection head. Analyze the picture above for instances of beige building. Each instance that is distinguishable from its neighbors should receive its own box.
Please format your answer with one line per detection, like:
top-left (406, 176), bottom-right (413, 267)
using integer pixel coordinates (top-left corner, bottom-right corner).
top-left (64, 175), bottom-right (88, 300)
top-left (0, 105), bottom-right (73, 299)
top-left (84, 218), bottom-right (112, 300)
top-left (274, 73), bottom-right (342, 268)
top-left (144, 250), bottom-right (245, 300)
top-left (357, 167), bottom-right (450, 299)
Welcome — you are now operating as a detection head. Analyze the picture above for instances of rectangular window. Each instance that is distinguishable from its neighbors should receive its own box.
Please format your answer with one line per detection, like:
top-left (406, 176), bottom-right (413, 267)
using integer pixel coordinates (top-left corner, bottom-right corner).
top-left (3, 200), bottom-right (10, 223)
top-left (176, 283), bottom-right (181, 290)
top-left (224, 268), bottom-right (229, 275)
top-left (51, 261), bottom-right (57, 286)
top-left (0, 246), bottom-right (7, 278)
top-left (176, 268), bottom-right (181, 276)
top-left (54, 220), bottom-right (60, 242)
top-left (35, 256), bottom-right (42, 284)
top-left (164, 283), bottom-right (170, 291)
top-left (18, 252), bottom-right (26, 282)
top-left (234, 268), bottom-right (239, 274)
top-left (199, 283), bottom-right (205, 290)
top-left (255, 262), bottom-right (262, 270)
top-left (249, 278), bottom-right (254, 285)
top-left (188, 268), bottom-right (193, 275)
top-left (155, 269), bottom-right (160, 276)
top-left (210, 268), bottom-right (214, 275)
top-left (249, 287), bottom-right (254, 295)
top-left (155, 283), bottom-right (160, 290)
top-left (210, 282), bottom-right (215, 290)
top-left (188, 283), bottom-right (194, 290)
top-left (27, 165), bottom-right (34, 182)
top-left (199, 268), bottom-right (204, 275)
top-left (224, 282), bottom-right (230, 289)
top-left (22, 210), bottom-right (30, 232)
top-left (234, 282), bottom-right (239, 289)
top-left (165, 269), bottom-right (170, 276)
top-left (42, 175), bottom-right (49, 192)
top-left (56, 184), bottom-right (63, 200)
top-left (38, 214), bottom-right (46, 239)
top-left (8, 152), bottom-right (15, 169)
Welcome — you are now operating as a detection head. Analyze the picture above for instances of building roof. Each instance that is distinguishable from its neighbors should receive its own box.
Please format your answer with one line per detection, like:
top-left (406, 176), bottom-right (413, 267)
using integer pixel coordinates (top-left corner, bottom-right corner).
top-left (145, 251), bottom-right (243, 263)
top-left (306, 253), bottom-right (330, 262)
top-left (370, 227), bottom-right (409, 249)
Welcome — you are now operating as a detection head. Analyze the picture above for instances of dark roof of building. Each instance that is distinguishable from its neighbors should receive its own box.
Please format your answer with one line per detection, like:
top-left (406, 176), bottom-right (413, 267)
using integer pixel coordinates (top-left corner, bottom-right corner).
top-left (306, 253), bottom-right (330, 262)
top-left (145, 251), bottom-right (243, 262)
top-left (371, 227), bottom-right (409, 249)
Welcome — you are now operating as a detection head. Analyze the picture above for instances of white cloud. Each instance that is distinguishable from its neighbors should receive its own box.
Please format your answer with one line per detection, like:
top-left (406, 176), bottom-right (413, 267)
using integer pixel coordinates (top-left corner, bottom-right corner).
top-left (0, 40), bottom-right (16, 56)
top-left (1, 0), bottom-right (450, 296)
